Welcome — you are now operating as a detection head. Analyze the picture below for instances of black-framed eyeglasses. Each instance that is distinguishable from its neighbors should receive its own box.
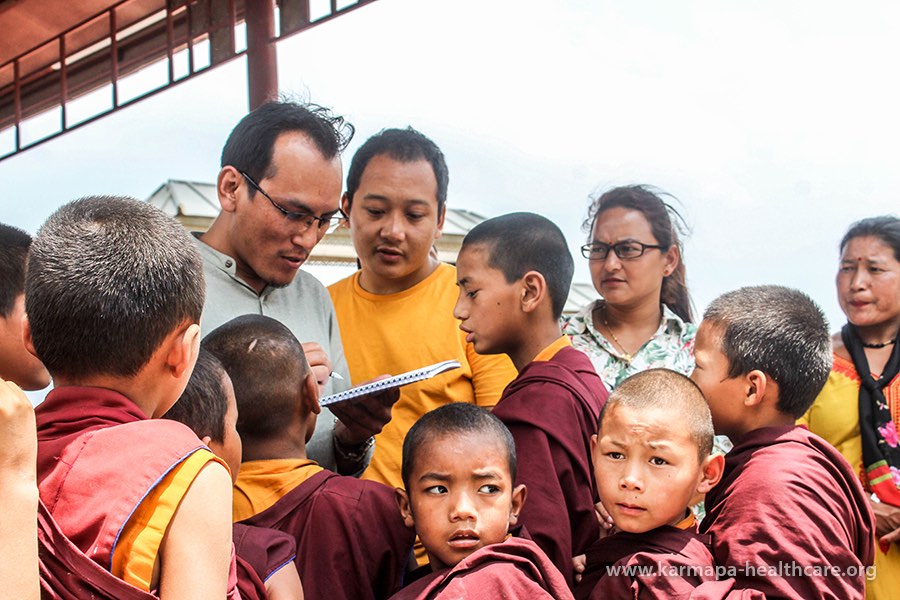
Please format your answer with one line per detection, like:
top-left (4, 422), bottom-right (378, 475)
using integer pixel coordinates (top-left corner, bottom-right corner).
top-left (240, 171), bottom-right (345, 233)
top-left (580, 241), bottom-right (663, 261)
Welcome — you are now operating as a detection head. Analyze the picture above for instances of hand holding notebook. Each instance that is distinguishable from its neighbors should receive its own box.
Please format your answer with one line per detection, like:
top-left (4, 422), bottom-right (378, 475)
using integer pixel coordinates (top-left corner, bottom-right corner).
top-left (320, 360), bottom-right (462, 407)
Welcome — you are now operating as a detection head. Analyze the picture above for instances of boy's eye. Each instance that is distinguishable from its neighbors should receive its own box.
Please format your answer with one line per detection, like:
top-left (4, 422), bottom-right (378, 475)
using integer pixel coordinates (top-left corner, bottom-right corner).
top-left (407, 212), bottom-right (426, 221)
top-left (605, 451), bottom-right (624, 460)
top-left (365, 208), bottom-right (384, 217)
top-left (478, 484), bottom-right (501, 494)
top-left (649, 456), bottom-right (669, 466)
top-left (424, 485), bottom-right (448, 495)
top-left (467, 290), bottom-right (479, 299)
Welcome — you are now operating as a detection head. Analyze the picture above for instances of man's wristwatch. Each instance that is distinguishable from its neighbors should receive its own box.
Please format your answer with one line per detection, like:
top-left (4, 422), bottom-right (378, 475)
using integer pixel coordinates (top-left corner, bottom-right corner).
top-left (334, 434), bottom-right (374, 463)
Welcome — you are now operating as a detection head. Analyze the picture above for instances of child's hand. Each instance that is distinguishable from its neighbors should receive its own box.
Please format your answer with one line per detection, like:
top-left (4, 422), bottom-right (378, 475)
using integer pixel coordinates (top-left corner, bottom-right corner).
top-left (0, 378), bottom-right (37, 481)
top-left (595, 500), bottom-right (615, 538)
top-left (871, 497), bottom-right (900, 544)
top-left (572, 553), bottom-right (586, 584)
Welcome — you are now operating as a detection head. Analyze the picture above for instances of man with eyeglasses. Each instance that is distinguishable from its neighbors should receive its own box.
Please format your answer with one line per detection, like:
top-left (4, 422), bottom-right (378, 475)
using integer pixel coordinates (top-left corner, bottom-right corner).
top-left (195, 100), bottom-right (396, 476)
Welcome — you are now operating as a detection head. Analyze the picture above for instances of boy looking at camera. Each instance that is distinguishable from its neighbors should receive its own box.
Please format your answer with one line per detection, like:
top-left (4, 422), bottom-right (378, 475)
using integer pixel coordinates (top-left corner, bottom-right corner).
top-left (577, 369), bottom-right (763, 599)
top-left (453, 212), bottom-right (609, 587)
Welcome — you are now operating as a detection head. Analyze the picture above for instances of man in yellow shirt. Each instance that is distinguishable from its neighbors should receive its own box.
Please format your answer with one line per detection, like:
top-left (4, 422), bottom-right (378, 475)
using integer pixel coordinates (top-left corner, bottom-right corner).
top-left (328, 127), bottom-right (516, 495)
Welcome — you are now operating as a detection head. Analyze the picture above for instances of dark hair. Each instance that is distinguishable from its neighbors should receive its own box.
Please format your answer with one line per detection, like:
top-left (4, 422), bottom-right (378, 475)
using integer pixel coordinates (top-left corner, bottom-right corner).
top-left (600, 369), bottom-right (713, 459)
top-left (0, 223), bottom-right (31, 317)
top-left (463, 212), bottom-right (574, 319)
top-left (585, 185), bottom-right (693, 322)
top-left (401, 403), bottom-right (516, 489)
top-left (839, 215), bottom-right (900, 261)
top-left (703, 285), bottom-right (831, 418)
top-left (220, 100), bottom-right (354, 187)
top-left (202, 314), bottom-right (308, 443)
top-left (25, 197), bottom-right (205, 380)
top-left (345, 127), bottom-right (449, 215)
top-left (163, 348), bottom-right (229, 443)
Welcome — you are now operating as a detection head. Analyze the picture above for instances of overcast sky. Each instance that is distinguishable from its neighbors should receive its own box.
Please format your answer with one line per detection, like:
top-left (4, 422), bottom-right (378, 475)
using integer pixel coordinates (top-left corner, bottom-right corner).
top-left (2, 0), bottom-right (898, 330)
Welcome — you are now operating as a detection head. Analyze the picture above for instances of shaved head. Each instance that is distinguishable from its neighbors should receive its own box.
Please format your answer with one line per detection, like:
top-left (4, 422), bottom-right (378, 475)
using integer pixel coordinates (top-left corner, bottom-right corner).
top-left (599, 369), bottom-right (714, 459)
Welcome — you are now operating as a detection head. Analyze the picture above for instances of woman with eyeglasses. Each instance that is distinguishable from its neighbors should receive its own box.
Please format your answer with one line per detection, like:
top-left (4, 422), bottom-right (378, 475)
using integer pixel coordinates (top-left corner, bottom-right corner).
top-left (562, 185), bottom-right (695, 392)
top-left (798, 216), bottom-right (900, 598)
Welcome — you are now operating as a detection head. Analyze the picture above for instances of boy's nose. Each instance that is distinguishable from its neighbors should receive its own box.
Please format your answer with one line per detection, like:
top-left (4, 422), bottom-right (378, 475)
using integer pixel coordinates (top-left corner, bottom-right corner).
top-left (449, 492), bottom-right (477, 522)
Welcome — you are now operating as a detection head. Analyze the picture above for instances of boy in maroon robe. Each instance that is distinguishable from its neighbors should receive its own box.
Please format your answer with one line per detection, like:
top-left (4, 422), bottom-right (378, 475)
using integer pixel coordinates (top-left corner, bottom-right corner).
top-left (577, 368), bottom-right (764, 600)
top-left (453, 212), bottom-right (609, 586)
top-left (692, 285), bottom-right (876, 599)
top-left (27, 197), bottom-right (235, 598)
top-left (163, 348), bottom-right (303, 600)
top-left (392, 402), bottom-right (572, 599)
top-left (203, 314), bottom-right (416, 600)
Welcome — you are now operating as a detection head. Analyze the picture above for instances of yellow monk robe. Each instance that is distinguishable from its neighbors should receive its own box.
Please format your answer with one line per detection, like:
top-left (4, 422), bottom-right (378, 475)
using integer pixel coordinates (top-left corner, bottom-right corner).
top-left (232, 459), bottom-right (323, 522)
top-left (532, 335), bottom-right (572, 363)
top-left (799, 352), bottom-right (900, 600)
top-left (113, 449), bottom-right (223, 591)
top-left (328, 263), bottom-right (517, 489)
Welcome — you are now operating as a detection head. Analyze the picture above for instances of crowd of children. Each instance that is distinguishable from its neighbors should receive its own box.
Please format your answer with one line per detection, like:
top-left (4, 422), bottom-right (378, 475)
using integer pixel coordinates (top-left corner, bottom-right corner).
top-left (0, 100), bottom-right (894, 599)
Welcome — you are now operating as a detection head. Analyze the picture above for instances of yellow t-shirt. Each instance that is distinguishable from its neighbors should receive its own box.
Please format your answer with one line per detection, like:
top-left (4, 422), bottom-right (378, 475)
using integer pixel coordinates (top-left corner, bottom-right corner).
top-left (799, 353), bottom-right (900, 600)
top-left (232, 459), bottom-right (323, 522)
top-left (328, 263), bottom-right (517, 489)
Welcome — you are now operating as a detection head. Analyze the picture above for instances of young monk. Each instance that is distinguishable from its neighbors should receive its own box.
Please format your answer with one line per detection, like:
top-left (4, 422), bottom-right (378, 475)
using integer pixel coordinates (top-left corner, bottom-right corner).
top-left (453, 212), bottom-right (609, 587)
top-left (692, 285), bottom-right (875, 598)
top-left (27, 197), bottom-right (235, 598)
top-left (163, 348), bottom-right (304, 600)
top-left (392, 402), bottom-right (573, 599)
top-left (203, 314), bottom-right (415, 600)
top-left (577, 369), bottom-right (763, 600)
top-left (0, 223), bottom-right (50, 390)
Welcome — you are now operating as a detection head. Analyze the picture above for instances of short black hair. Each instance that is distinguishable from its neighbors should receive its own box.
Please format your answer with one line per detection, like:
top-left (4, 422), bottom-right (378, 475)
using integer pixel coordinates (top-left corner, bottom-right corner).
top-left (202, 314), bottom-right (309, 443)
top-left (401, 403), bottom-right (516, 490)
top-left (164, 348), bottom-right (229, 443)
top-left (0, 223), bottom-right (31, 317)
top-left (221, 100), bottom-right (354, 188)
top-left (345, 127), bottom-right (449, 215)
top-left (703, 285), bottom-right (831, 418)
top-left (462, 212), bottom-right (573, 319)
top-left (840, 215), bottom-right (900, 261)
top-left (26, 197), bottom-right (205, 380)
top-left (600, 369), bottom-right (713, 459)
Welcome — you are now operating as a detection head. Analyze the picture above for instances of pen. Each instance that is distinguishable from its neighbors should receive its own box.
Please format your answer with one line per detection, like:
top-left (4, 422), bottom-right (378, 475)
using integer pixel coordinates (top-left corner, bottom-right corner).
top-left (329, 371), bottom-right (345, 381)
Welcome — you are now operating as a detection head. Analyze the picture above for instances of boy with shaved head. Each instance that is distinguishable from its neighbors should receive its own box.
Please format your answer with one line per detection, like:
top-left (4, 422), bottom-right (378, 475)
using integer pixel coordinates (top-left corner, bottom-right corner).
top-left (577, 369), bottom-right (761, 599)
top-left (453, 212), bottom-right (609, 587)
top-left (392, 402), bottom-right (572, 599)
top-left (692, 286), bottom-right (875, 598)
top-left (203, 314), bottom-right (414, 600)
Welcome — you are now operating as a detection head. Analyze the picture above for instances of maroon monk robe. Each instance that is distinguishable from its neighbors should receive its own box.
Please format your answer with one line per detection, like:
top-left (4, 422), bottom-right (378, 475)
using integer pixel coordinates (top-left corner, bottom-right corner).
top-left (242, 468), bottom-right (416, 600)
top-left (575, 525), bottom-right (764, 600)
top-left (233, 523), bottom-right (297, 600)
top-left (491, 346), bottom-right (609, 587)
top-left (701, 425), bottom-right (875, 600)
top-left (35, 386), bottom-right (240, 599)
top-left (390, 536), bottom-right (573, 600)
top-left (39, 500), bottom-right (157, 600)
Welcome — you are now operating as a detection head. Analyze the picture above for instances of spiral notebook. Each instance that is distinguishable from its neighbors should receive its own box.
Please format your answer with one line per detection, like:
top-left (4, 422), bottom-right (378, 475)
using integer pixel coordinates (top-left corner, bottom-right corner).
top-left (320, 359), bottom-right (462, 407)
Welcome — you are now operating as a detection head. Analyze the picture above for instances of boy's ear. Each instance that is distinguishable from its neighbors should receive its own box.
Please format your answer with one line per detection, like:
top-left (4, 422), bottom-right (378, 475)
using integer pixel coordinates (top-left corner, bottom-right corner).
top-left (519, 271), bottom-right (547, 314)
top-left (217, 166), bottom-right (242, 212)
top-left (22, 316), bottom-right (38, 359)
top-left (200, 435), bottom-right (213, 448)
top-left (590, 433), bottom-right (598, 455)
top-left (508, 483), bottom-right (528, 527)
top-left (395, 488), bottom-right (416, 529)
top-left (696, 453), bottom-right (725, 494)
top-left (167, 323), bottom-right (202, 380)
top-left (744, 369), bottom-right (770, 408)
top-left (434, 204), bottom-right (446, 237)
top-left (303, 372), bottom-right (321, 416)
